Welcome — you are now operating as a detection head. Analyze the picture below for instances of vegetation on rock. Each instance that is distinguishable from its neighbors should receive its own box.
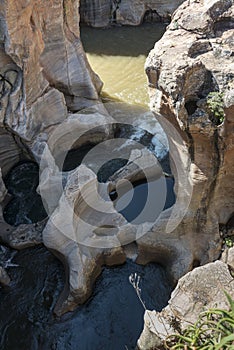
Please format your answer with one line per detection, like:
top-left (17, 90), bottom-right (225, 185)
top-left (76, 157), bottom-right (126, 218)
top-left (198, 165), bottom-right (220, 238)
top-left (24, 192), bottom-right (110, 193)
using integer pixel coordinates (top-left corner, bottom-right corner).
top-left (164, 292), bottom-right (234, 350)
top-left (207, 92), bottom-right (225, 125)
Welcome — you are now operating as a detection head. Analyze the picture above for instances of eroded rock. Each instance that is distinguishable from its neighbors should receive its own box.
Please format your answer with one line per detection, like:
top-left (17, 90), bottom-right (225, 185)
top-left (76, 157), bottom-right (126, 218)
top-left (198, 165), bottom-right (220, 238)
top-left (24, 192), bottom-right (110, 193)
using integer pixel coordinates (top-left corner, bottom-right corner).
top-left (80, 0), bottom-right (184, 27)
top-left (137, 0), bottom-right (234, 346)
top-left (0, 0), bottom-right (103, 249)
top-left (138, 261), bottom-right (234, 349)
top-left (142, 0), bottom-right (234, 275)
top-left (42, 164), bottom-right (130, 315)
top-left (0, 0), bottom-right (102, 146)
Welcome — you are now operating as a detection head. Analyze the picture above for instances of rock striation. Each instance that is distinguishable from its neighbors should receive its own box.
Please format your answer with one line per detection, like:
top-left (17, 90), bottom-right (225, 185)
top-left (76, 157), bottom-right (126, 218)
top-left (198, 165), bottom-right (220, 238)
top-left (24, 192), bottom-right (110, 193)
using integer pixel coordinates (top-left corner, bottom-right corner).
top-left (0, 0), bottom-right (102, 244)
top-left (141, 0), bottom-right (234, 272)
top-left (80, 0), bottom-right (184, 27)
top-left (0, 0), bottom-right (102, 167)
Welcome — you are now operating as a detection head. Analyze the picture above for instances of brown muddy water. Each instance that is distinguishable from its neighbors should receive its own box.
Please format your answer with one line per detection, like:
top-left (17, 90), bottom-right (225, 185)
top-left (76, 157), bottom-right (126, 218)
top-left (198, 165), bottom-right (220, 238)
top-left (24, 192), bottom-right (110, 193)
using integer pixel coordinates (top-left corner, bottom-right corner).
top-left (81, 23), bottom-right (166, 107)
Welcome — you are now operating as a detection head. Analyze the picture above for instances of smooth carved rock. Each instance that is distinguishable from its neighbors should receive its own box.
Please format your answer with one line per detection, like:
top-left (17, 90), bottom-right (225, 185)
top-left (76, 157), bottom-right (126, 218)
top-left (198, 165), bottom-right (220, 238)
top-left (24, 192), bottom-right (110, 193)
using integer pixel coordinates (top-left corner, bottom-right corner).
top-left (80, 0), bottom-right (111, 27)
top-left (116, 0), bottom-right (185, 26)
top-left (0, 0), bottom-right (102, 144)
top-left (42, 164), bottom-right (130, 315)
top-left (0, 169), bottom-right (6, 202)
top-left (109, 148), bottom-right (163, 184)
top-left (0, 129), bottom-right (24, 177)
top-left (138, 261), bottom-right (234, 349)
top-left (0, 1), bottom-right (103, 250)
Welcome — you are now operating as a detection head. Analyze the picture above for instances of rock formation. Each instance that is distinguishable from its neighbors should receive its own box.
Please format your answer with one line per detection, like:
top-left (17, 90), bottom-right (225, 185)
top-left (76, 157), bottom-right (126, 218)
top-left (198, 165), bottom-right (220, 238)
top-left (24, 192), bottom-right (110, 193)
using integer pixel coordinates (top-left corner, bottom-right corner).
top-left (140, 0), bottom-right (234, 270)
top-left (0, 0), bottom-right (233, 325)
top-left (137, 261), bottom-right (234, 349)
top-left (137, 0), bottom-right (234, 346)
top-left (0, 0), bottom-right (102, 167)
top-left (80, 0), bottom-right (184, 27)
top-left (0, 0), bottom-right (102, 243)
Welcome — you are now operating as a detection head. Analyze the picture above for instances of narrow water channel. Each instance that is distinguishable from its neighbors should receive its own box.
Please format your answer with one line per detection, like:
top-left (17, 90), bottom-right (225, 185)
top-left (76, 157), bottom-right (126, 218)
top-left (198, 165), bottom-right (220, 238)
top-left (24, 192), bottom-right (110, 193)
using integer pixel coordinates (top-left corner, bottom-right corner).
top-left (81, 23), bottom-right (166, 106)
top-left (0, 23), bottom-right (173, 350)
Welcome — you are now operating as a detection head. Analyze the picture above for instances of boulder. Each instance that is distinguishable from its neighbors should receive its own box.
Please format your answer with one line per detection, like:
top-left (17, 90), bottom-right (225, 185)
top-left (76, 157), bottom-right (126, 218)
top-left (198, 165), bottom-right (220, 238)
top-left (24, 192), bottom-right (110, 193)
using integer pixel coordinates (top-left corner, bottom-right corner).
top-left (138, 261), bottom-right (234, 349)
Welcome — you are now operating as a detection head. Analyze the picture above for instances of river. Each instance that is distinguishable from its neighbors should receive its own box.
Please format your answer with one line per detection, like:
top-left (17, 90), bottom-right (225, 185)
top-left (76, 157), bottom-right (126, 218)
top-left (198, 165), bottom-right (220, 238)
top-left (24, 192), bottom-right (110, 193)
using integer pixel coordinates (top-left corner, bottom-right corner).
top-left (81, 23), bottom-right (166, 107)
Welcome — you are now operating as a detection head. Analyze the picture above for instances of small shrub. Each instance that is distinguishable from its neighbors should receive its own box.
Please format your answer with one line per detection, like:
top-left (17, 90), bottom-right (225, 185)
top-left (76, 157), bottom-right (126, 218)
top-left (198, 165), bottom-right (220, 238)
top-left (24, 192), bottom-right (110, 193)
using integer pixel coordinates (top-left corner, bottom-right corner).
top-left (207, 92), bottom-right (225, 125)
top-left (224, 236), bottom-right (234, 248)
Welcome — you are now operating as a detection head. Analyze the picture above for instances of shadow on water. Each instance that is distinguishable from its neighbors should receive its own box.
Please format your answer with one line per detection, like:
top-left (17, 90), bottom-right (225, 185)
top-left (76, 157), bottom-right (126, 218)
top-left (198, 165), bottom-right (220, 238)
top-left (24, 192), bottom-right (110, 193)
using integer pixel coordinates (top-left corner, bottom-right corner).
top-left (0, 246), bottom-right (173, 350)
top-left (3, 162), bottom-right (47, 226)
top-left (81, 23), bottom-right (166, 57)
top-left (112, 177), bottom-right (175, 224)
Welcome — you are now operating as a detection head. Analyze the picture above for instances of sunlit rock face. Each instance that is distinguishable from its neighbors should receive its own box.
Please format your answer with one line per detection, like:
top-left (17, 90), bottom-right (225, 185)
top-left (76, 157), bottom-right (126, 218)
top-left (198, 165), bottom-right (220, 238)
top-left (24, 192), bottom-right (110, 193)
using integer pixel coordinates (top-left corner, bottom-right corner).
top-left (0, 1), bottom-right (105, 241)
top-left (0, 0), bottom-right (102, 250)
top-left (138, 261), bottom-right (234, 350)
top-left (142, 0), bottom-right (234, 267)
top-left (0, 0), bottom-right (102, 162)
top-left (137, 0), bottom-right (234, 347)
top-left (80, 0), bottom-right (184, 27)
top-left (0, 0), bottom-right (232, 321)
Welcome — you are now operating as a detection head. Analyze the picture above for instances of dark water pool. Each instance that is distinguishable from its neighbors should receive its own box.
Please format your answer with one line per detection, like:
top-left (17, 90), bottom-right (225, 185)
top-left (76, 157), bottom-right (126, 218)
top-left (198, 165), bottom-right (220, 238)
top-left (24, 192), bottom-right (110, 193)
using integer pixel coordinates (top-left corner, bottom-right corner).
top-left (112, 177), bottom-right (175, 224)
top-left (0, 246), bottom-right (172, 350)
top-left (3, 162), bottom-right (47, 226)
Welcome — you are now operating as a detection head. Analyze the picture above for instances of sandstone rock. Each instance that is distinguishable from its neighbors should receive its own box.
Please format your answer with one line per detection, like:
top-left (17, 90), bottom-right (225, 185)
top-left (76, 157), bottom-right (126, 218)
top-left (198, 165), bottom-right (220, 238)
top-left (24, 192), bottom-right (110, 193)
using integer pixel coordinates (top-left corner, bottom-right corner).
top-left (80, 0), bottom-right (184, 27)
top-left (6, 220), bottom-right (46, 250)
top-left (0, 169), bottom-right (6, 203)
top-left (0, 0), bottom-right (103, 252)
top-left (137, 1), bottom-right (234, 346)
top-left (221, 246), bottom-right (234, 271)
top-left (0, 0), bottom-right (102, 145)
top-left (142, 0), bottom-right (234, 276)
top-left (42, 164), bottom-right (131, 315)
top-left (138, 261), bottom-right (234, 349)
top-left (117, 0), bottom-right (185, 26)
top-left (109, 148), bottom-right (163, 184)
top-left (80, 0), bottom-right (111, 27)
top-left (0, 129), bottom-right (25, 177)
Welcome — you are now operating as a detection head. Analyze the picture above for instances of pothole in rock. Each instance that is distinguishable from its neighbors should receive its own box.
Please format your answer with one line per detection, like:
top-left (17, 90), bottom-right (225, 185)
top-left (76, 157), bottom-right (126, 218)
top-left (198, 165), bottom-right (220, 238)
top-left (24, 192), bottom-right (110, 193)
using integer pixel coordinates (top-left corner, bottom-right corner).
top-left (59, 122), bottom-right (175, 224)
top-left (61, 123), bottom-right (171, 177)
top-left (3, 162), bottom-right (47, 226)
top-left (110, 177), bottom-right (175, 224)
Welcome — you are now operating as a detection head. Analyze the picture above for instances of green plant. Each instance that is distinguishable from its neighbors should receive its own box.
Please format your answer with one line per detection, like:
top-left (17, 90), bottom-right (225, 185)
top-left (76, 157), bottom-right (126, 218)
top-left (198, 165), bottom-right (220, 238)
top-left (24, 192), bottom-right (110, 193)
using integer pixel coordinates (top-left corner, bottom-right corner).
top-left (224, 237), bottom-right (234, 248)
top-left (164, 292), bottom-right (234, 350)
top-left (207, 92), bottom-right (225, 125)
